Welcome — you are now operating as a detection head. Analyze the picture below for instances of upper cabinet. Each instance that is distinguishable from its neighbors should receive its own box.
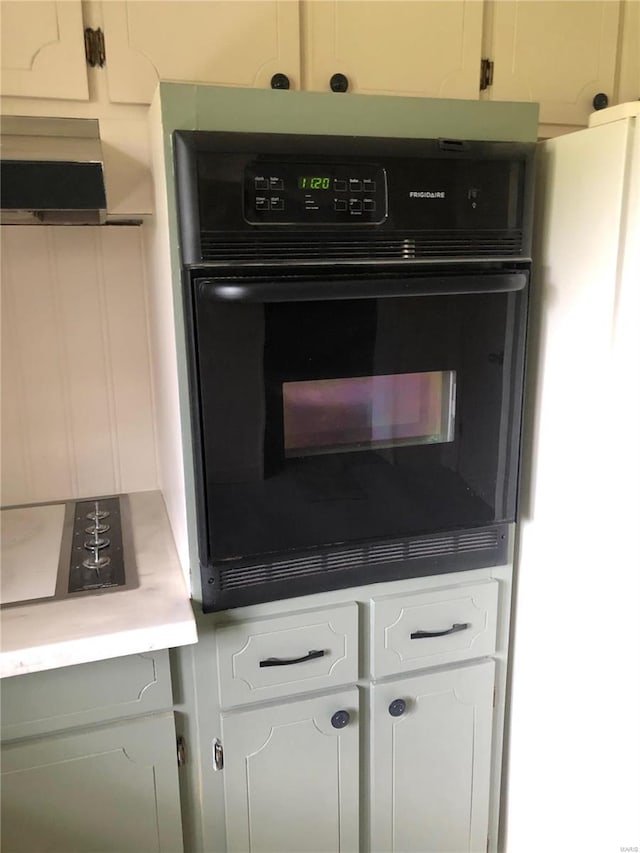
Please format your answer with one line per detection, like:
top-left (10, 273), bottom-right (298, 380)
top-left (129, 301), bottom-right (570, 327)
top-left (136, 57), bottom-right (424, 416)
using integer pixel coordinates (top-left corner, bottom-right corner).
top-left (0, 0), bottom-right (88, 100)
top-left (301, 0), bottom-right (483, 100)
top-left (0, 0), bottom-right (632, 134)
top-left (101, 1), bottom-right (301, 105)
top-left (617, 0), bottom-right (640, 104)
top-left (484, 0), bottom-right (621, 126)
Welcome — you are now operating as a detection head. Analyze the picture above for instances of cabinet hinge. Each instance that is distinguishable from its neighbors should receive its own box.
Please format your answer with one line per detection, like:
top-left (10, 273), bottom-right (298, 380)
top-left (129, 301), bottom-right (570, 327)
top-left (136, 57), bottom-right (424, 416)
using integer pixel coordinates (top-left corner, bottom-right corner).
top-left (84, 27), bottom-right (106, 68)
top-left (480, 58), bottom-right (494, 91)
top-left (176, 736), bottom-right (187, 768)
top-left (213, 738), bottom-right (224, 771)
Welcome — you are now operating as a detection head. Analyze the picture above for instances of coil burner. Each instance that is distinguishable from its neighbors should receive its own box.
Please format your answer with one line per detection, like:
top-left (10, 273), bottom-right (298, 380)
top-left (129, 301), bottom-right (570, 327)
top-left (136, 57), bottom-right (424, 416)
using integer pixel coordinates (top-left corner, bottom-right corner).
top-left (62, 495), bottom-right (137, 595)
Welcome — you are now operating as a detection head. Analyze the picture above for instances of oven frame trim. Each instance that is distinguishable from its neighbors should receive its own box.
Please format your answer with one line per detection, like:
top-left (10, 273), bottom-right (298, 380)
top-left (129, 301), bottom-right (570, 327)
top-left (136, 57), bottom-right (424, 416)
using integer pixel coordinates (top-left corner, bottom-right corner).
top-left (174, 130), bottom-right (535, 613)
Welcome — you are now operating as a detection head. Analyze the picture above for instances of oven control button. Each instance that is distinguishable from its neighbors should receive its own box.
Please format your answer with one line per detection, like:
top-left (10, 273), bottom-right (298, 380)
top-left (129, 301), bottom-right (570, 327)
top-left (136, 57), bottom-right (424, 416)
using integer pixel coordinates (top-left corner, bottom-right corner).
top-left (363, 179), bottom-right (377, 193)
top-left (86, 506), bottom-right (109, 521)
top-left (334, 199), bottom-right (348, 212)
top-left (254, 177), bottom-right (269, 190)
top-left (255, 197), bottom-right (270, 210)
top-left (270, 177), bottom-right (284, 190)
top-left (334, 179), bottom-right (347, 192)
top-left (349, 179), bottom-right (362, 192)
top-left (270, 197), bottom-right (284, 211)
top-left (85, 523), bottom-right (110, 535)
top-left (83, 536), bottom-right (110, 551)
top-left (349, 199), bottom-right (362, 213)
top-left (363, 199), bottom-right (376, 212)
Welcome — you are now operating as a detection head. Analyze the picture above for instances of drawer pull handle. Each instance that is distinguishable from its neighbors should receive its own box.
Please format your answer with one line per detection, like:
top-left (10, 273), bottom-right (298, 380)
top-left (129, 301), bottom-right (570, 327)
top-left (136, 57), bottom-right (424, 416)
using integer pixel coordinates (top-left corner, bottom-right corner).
top-left (259, 649), bottom-right (325, 667)
top-left (410, 623), bottom-right (470, 639)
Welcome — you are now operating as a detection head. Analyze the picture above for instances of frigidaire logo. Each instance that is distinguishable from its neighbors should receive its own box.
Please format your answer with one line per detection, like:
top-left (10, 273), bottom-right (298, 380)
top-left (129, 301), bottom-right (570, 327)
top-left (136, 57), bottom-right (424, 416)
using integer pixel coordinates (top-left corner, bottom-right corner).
top-left (409, 191), bottom-right (446, 199)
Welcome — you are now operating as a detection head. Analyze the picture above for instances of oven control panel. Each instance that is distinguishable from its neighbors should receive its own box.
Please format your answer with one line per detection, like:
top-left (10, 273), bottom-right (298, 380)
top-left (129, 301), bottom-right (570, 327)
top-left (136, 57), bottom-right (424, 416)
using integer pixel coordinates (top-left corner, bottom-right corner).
top-left (244, 162), bottom-right (387, 225)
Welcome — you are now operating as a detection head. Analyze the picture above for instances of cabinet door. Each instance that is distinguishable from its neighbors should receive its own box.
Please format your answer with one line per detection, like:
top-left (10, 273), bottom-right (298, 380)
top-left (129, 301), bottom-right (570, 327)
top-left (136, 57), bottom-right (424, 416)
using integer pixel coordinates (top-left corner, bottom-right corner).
top-left (371, 660), bottom-right (494, 853)
top-left (101, 1), bottom-right (301, 105)
top-left (487, 0), bottom-right (621, 126)
top-left (221, 689), bottom-right (359, 853)
top-left (0, 0), bottom-right (88, 100)
top-left (302, 0), bottom-right (483, 99)
top-left (0, 713), bottom-right (183, 853)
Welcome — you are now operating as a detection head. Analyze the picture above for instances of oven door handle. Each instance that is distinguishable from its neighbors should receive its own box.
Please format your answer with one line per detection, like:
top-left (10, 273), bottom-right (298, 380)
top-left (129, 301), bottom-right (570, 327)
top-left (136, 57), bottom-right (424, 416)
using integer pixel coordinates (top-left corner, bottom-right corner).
top-left (197, 272), bottom-right (528, 303)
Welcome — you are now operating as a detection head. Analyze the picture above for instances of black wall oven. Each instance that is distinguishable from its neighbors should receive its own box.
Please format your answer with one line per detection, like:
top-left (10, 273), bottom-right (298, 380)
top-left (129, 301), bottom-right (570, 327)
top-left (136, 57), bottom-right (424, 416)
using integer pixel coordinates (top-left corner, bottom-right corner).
top-left (174, 131), bottom-right (535, 612)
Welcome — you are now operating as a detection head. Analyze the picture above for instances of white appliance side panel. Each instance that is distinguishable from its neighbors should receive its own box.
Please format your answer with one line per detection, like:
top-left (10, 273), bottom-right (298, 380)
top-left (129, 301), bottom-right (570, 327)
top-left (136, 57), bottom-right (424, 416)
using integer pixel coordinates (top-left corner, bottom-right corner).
top-left (507, 118), bottom-right (640, 850)
top-left (0, 226), bottom-right (159, 506)
top-left (605, 113), bottom-right (640, 844)
top-left (143, 90), bottom-right (192, 587)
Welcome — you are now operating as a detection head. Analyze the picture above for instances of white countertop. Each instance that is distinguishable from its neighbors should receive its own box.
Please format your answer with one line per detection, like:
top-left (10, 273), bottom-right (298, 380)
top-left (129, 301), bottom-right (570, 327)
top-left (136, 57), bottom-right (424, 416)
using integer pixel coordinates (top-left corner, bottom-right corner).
top-left (0, 491), bottom-right (197, 678)
top-left (1, 503), bottom-right (65, 604)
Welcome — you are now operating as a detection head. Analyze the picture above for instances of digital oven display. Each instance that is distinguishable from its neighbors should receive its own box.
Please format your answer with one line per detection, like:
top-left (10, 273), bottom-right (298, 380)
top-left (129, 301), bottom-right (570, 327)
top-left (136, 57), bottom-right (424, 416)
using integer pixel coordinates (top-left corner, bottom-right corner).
top-left (297, 176), bottom-right (331, 190)
top-left (244, 162), bottom-right (387, 225)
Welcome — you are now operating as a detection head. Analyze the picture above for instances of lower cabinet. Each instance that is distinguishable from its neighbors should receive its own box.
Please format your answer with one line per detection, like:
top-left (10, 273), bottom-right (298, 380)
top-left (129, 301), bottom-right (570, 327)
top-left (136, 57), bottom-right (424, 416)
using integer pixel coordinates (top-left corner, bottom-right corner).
top-left (0, 651), bottom-right (184, 853)
top-left (370, 660), bottom-right (495, 853)
top-left (221, 689), bottom-right (360, 853)
top-left (1, 714), bottom-right (183, 853)
top-left (196, 570), bottom-right (509, 853)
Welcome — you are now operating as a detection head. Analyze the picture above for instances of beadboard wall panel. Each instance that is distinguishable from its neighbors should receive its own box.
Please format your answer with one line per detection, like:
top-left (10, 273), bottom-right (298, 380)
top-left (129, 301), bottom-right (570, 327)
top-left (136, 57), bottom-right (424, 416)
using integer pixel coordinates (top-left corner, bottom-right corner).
top-left (0, 226), bottom-right (159, 506)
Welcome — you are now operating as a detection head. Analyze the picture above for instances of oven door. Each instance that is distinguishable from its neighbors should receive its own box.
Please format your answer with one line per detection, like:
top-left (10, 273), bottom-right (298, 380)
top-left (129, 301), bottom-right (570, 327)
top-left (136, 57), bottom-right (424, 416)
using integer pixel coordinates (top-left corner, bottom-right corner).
top-left (188, 267), bottom-right (528, 610)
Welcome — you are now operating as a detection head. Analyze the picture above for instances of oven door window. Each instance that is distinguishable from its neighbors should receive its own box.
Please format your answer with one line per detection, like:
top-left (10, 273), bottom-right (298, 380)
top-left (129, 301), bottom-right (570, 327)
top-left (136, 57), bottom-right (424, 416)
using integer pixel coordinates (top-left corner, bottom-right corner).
top-left (193, 283), bottom-right (527, 564)
top-left (283, 371), bottom-right (456, 457)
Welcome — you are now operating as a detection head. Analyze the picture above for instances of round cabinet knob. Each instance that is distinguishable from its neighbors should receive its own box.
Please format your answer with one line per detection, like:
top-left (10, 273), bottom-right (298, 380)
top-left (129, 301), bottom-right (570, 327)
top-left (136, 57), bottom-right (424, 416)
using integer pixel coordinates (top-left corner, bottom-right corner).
top-left (593, 92), bottom-right (609, 111)
top-left (271, 73), bottom-right (290, 90)
top-left (388, 698), bottom-right (406, 717)
top-left (330, 73), bottom-right (349, 93)
top-left (331, 710), bottom-right (351, 729)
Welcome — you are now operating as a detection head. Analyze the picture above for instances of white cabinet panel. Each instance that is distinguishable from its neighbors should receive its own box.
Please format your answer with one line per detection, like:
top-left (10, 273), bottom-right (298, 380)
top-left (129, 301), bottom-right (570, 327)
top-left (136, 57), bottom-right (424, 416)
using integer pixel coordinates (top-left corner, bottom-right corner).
top-left (0, 1), bottom-right (88, 100)
top-left (487, 0), bottom-right (621, 126)
top-left (102, 1), bottom-right (301, 105)
top-left (371, 660), bottom-right (494, 853)
top-left (221, 689), bottom-right (359, 853)
top-left (303, 0), bottom-right (483, 99)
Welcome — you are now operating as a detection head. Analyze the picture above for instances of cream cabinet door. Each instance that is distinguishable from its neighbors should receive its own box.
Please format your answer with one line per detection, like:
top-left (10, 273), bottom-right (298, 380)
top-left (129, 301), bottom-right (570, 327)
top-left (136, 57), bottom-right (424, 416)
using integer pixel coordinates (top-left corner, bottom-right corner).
top-left (302, 0), bottom-right (483, 99)
top-left (101, 0), bottom-right (301, 105)
top-left (486, 0), bottom-right (621, 126)
top-left (371, 660), bottom-right (494, 853)
top-left (0, 0), bottom-right (88, 99)
top-left (221, 689), bottom-right (359, 853)
top-left (616, 0), bottom-right (640, 104)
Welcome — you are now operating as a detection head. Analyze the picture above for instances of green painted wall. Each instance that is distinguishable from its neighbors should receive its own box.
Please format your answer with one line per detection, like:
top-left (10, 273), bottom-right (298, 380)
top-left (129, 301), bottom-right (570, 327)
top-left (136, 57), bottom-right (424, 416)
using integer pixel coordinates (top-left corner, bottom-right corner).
top-left (160, 82), bottom-right (539, 140)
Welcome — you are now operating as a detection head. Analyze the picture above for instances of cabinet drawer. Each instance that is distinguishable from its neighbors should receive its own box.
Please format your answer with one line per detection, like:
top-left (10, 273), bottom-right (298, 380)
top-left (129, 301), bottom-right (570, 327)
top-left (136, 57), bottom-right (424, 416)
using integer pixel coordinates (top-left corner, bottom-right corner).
top-left (0, 650), bottom-right (173, 741)
top-left (371, 580), bottom-right (498, 678)
top-left (216, 603), bottom-right (358, 708)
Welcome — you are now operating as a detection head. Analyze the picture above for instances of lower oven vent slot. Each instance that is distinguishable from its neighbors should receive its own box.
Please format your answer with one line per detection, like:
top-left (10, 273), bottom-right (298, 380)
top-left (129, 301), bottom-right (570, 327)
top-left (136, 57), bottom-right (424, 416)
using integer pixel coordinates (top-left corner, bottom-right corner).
top-left (199, 231), bottom-right (525, 264)
top-left (218, 527), bottom-right (501, 590)
top-left (407, 529), bottom-right (498, 559)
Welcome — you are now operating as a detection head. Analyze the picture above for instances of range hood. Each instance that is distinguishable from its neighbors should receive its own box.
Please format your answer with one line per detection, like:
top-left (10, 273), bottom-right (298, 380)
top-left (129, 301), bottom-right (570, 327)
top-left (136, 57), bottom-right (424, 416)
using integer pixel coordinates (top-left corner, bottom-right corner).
top-left (0, 116), bottom-right (107, 225)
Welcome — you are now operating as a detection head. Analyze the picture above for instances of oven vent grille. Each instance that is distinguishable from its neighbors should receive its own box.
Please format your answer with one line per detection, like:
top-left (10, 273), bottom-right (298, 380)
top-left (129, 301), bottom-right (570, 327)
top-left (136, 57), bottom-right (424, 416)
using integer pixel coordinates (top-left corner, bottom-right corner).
top-left (199, 231), bottom-right (525, 264)
top-left (218, 528), bottom-right (500, 590)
